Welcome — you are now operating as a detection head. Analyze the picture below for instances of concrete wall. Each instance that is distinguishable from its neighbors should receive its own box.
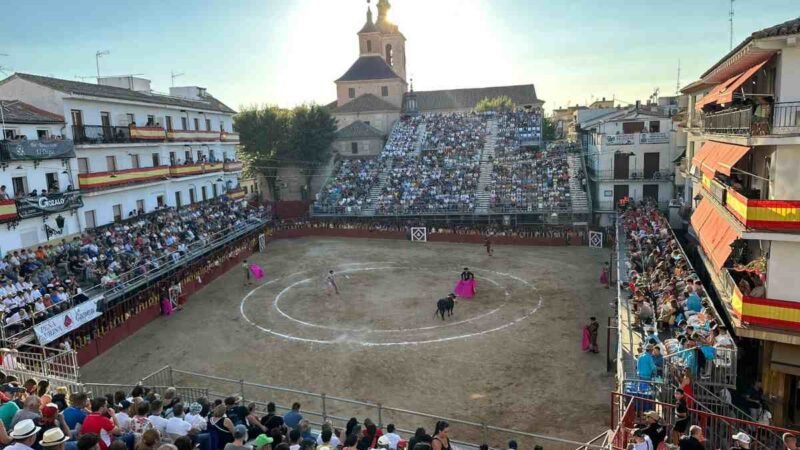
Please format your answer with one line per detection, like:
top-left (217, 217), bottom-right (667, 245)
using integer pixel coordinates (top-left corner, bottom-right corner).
top-left (776, 46), bottom-right (800, 103)
top-left (1, 122), bottom-right (64, 140)
top-left (333, 137), bottom-right (383, 157)
top-left (0, 214), bottom-right (81, 256)
top-left (336, 79), bottom-right (406, 109)
top-left (334, 110), bottom-right (398, 135)
top-left (766, 240), bottom-right (800, 302)
top-left (771, 144), bottom-right (800, 199)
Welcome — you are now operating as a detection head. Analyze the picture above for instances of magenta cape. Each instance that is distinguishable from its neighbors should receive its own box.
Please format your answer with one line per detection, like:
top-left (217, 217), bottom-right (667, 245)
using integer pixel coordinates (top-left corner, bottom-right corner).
top-left (454, 279), bottom-right (476, 298)
top-left (249, 263), bottom-right (265, 279)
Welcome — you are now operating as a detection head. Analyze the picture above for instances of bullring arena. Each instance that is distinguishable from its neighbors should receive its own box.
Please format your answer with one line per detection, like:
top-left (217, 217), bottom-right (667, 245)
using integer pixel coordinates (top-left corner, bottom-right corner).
top-left (80, 232), bottom-right (613, 447)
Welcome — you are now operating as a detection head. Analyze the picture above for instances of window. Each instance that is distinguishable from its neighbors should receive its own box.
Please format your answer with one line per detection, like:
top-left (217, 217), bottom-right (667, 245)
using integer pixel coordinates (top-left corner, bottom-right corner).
top-left (184, 150), bottom-right (191, 162)
top-left (169, 151), bottom-right (176, 165)
top-left (45, 172), bottom-right (59, 191)
top-left (381, 86), bottom-right (389, 97)
top-left (3, 129), bottom-right (16, 140)
top-left (181, 117), bottom-right (188, 130)
top-left (209, 149), bottom-right (215, 161)
top-left (348, 88), bottom-right (356, 99)
top-left (197, 150), bottom-right (203, 161)
top-left (84, 210), bottom-right (96, 229)
top-left (205, 119), bottom-right (212, 131)
top-left (157, 195), bottom-right (165, 207)
top-left (78, 158), bottom-right (89, 174)
top-left (166, 116), bottom-right (173, 131)
top-left (136, 199), bottom-right (145, 213)
top-left (223, 151), bottom-right (228, 161)
top-left (131, 154), bottom-right (140, 169)
top-left (201, 186), bottom-right (207, 201)
top-left (649, 121), bottom-right (661, 133)
top-left (193, 118), bottom-right (199, 131)
top-left (11, 176), bottom-right (28, 197)
top-left (243, 186), bottom-right (249, 195)
top-left (351, 142), bottom-right (358, 154)
top-left (147, 115), bottom-right (155, 126)
top-left (367, 40), bottom-right (372, 52)
top-left (126, 113), bottom-right (135, 126)
top-left (152, 153), bottom-right (160, 167)
top-left (71, 109), bottom-right (83, 126)
top-left (106, 155), bottom-right (117, 172)
top-left (220, 121), bottom-right (225, 132)
top-left (37, 129), bottom-right (50, 139)
top-left (175, 192), bottom-right (182, 208)
top-left (622, 121), bottom-right (645, 134)
top-left (212, 184), bottom-right (218, 197)
top-left (385, 44), bottom-right (393, 66)
top-left (112, 204), bottom-right (122, 222)
top-left (189, 188), bottom-right (196, 204)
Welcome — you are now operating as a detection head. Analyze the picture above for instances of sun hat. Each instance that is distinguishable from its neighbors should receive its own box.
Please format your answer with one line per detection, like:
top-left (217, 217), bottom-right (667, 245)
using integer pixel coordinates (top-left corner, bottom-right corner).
top-left (378, 436), bottom-right (390, 446)
top-left (732, 432), bottom-right (751, 444)
top-left (189, 402), bottom-right (203, 414)
top-left (10, 419), bottom-right (41, 439)
top-left (39, 428), bottom-right (69, 447)
top-left (254, 434), bottom-right (274, 448)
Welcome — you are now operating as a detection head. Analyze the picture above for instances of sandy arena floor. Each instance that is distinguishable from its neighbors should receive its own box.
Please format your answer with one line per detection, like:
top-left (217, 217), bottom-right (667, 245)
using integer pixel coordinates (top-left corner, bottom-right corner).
top-left (82, 237), bottom-right (614, 445)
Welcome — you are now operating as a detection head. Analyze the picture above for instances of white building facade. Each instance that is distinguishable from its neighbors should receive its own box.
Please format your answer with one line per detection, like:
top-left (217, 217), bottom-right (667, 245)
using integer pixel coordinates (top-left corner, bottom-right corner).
top-left (0, 100), bottom-right (82, 252)
top-left (0, 74), bottom-right (243, 233)
top-left (581, 106), bottom-right (678, 225)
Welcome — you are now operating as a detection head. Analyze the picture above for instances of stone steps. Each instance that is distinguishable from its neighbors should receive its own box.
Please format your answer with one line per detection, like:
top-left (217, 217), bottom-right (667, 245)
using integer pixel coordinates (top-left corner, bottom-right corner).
top-left (475, 119), bottom-right (498, 214)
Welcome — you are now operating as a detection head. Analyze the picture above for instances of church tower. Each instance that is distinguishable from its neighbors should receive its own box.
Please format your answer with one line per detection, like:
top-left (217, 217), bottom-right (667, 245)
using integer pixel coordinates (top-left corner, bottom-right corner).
top-left (357, 2), bottom-right (381, 56)
top-left (374, 0), bottom-right (407, 81)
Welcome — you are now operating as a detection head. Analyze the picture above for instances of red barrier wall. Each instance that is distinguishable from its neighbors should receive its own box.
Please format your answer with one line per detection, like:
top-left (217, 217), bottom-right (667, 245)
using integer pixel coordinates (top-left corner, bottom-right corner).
top-left (269, 201), bottom-right (311, 219)
top-left (270, 228), bottom-right (583, 246)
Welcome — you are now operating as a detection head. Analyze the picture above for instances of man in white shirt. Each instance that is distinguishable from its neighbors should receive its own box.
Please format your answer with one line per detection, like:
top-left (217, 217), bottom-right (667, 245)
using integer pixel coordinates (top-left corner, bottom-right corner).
top-left (383, 424), bottom-right (401, 450)
top-left (165, 404), bottom-right (192, 439)
top-left (147, 400), bottom-right (168, 435)
top-left (184, 403), bottom-right (206, 432)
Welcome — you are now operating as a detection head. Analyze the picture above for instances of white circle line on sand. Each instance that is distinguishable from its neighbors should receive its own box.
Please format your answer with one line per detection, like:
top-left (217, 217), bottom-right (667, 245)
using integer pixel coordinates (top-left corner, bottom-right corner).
top-left (271, 267), bottom-right (507, 333)
top-left (239, 266), bottom-right (542, 346)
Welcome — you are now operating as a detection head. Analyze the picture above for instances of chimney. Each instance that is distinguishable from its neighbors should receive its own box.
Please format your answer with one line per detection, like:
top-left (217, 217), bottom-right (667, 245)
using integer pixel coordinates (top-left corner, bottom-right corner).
top-left (602, 97), bottom-right (606, 102)
top-left (170, 86), bottom-right (208, 100)
top-left (98, 76), bottom-right (151, 92)
top-left (635, 100), bottom-right (641, 109)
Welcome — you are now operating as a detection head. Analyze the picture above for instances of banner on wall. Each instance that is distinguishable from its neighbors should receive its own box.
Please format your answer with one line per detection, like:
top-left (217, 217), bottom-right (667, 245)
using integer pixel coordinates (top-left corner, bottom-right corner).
top-left (16, 191), bottom-right (84, 219)
top-left (0, 139), bottom-right (75, 161)
top-left (33, 296), bottom-right (103, 345)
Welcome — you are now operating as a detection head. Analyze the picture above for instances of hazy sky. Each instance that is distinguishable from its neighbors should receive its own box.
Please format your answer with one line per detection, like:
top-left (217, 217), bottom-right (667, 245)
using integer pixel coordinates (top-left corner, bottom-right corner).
top-left (1, 0), bottom-right (797, 112)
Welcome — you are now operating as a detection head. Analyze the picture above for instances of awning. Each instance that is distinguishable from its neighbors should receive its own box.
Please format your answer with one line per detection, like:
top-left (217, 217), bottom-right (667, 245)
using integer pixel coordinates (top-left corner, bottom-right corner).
top-left (691, 198), bottom-right (740, 270)
top-left (691, 141), bottom-right (751, 178)
top-left (771, 343), bottom-right (800, 376)
top-left (695, 59), bottom-right (769, 110)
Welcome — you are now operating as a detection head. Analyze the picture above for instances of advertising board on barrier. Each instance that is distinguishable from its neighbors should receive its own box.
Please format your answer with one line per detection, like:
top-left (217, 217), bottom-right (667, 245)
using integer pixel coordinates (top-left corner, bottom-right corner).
top-left (34, 296), bottom-right (102, 344)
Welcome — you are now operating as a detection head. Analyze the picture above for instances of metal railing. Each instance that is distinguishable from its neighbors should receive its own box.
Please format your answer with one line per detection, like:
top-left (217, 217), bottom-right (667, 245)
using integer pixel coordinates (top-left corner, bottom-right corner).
top-left (771, 101), bottom-right (800, 135)
top-left (139, 366), bottom-right (607, 450)
top-left (72, 125), bottom-right (139, 145)
top-left (589, 169), bottom-right (673, 182)
top-left (1, 213), bottom-right (267, 344)
top-left (1, 343), bottom-right (80, 383)
top-left (702, 108), bottom-right (753, 135)
top-left (701, 101), bottom-right (800, 136)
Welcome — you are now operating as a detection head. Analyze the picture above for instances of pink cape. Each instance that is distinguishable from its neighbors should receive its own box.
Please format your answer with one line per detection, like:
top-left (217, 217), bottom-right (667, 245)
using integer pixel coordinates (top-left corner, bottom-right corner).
top-left (249, 263), bottom-right (265, 279)
top-left (161, 297), bottom-right (174, 316)
top-left (581, 327), bottom-right (591, 351)
top-left (454, 279), bottom-right (477, 298)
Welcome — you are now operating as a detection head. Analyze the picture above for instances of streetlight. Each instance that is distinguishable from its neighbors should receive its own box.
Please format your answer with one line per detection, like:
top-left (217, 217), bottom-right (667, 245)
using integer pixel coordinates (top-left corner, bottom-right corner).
top-left (96, 50), bottom-right (110, 79)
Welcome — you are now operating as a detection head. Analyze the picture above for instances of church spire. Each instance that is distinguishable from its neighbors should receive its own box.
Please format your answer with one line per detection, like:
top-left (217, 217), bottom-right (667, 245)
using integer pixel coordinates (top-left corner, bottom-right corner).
top-left (377, 0), bottom-right (391, 23)
top-left (358, 0), bottom-right (378, 34)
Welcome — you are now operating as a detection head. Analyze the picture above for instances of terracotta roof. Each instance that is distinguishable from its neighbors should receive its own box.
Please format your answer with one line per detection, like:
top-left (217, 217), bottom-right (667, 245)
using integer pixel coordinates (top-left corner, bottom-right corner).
top-left (0, 99), bottom-right (65, 124)
top-left (701, 17), bottom-right (800, 79)
top-left (336, 56), bottom-right (401, 82)
top-left (2, 73), bottom-right (236, 114)
top-left (414, 84), bottom-right (542, 112)
top-left (336, 120), bottom-right (385, 139)
top-left (332, 94), bottom-right (398, 114)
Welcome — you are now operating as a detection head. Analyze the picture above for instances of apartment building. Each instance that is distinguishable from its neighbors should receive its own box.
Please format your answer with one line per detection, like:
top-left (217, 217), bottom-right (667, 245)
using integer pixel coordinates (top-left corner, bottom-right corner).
top-left (0, 73), bottom-right (243, 230)
top-left (685, 17), bottom-right (800, 426)
top-left (580, 104), bottom-right (679, 225)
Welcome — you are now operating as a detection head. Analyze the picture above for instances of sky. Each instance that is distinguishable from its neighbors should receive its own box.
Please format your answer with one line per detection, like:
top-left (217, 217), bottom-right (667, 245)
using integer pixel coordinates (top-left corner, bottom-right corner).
top-left (0, 0), bottom-right (797, 113)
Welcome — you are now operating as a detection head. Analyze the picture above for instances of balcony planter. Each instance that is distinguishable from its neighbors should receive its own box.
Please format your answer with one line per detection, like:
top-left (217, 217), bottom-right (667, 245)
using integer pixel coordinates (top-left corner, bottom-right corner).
top-left (169, 162), bottom-right (223, 177)
top-left (166, 130), bottom-right (219, 142)
top-left (129, 126), bottom-right (166, 141)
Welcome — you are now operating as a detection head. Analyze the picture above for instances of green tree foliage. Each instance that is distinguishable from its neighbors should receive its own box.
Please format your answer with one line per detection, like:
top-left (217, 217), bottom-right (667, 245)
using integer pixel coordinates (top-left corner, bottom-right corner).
top-left (475, 95), bottom-right (514, 112)
top-left (234, 104), bottom-right (336, 200)
top-left (542, 117), bottom-right (557, 142)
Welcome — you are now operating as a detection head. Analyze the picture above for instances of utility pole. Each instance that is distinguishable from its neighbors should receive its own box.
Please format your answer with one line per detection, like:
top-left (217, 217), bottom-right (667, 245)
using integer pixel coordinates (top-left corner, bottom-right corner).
top-left (95, 50), bottom-right (110, 80)
top-left (729, 0), bottom-right (735, 50)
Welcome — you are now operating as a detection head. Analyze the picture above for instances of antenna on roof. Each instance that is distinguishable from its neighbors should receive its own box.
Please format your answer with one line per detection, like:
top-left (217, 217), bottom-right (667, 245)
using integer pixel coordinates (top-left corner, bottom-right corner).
top-left (95, 50), bottom-right (110, 81)
top-left (0, 53), bottom-right (9, 76)
top-left (675, 59), bottom-right (681, 95)
top-left (729, 0), bottom-right (735, 50)
top-left (171, 70), bottom-right (185, 87)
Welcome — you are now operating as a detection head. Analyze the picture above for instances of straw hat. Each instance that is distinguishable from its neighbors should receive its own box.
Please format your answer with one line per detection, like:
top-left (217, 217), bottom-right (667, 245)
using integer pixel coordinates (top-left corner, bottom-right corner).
top-left (40, 428), bottom-right (69, 447)
top-left (10, 419), bottom-right (41, 440)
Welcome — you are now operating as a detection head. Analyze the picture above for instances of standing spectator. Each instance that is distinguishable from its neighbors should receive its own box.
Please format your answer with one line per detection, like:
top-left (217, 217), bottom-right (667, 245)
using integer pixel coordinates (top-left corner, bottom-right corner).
top-left (678, 426), bottom-right (705, 450)
top-left (672, 389), bottom-right (690, 445)
top-left (79, 398), bottom-right (121, 450)
top-left (383, 424), bottom-right (400, 450)
top-left (744, 381), bottom-right (764, 420)
top-left (431, 421), bottom-right (451, 450)
top-left (282, 403), bottom-right (302, 431)
top-left (207, 405), bottom-right (235, 450)
top-left (259, 403), bottom-right (282, 433)
top-left (637, 411), bottom-right (665, 449)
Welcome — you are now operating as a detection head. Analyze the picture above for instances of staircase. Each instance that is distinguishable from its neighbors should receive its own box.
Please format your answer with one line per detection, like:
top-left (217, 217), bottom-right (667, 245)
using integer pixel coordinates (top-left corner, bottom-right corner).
top-left (412, 122), bottom-right (427, 156)
top-left (567, 154), bottom-right (590, 213)
top-left (474, 119), bottom-right (497, 214)
top-left (362, 158), bottom-right (392, 216)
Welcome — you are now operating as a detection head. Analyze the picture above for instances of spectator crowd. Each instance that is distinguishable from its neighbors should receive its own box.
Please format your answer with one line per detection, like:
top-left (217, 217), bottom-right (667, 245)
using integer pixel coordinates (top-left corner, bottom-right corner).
top-left (314, 159), bottom-right (381, 215)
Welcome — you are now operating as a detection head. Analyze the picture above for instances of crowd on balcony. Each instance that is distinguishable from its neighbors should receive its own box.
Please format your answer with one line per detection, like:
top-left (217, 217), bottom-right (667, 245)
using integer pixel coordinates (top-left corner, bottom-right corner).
top-left (0, 197), bottom-right (263, 336)
top-left (619, 202), bottom-right (735, 391)
top-left (314, 159), bottom-right (381, 215)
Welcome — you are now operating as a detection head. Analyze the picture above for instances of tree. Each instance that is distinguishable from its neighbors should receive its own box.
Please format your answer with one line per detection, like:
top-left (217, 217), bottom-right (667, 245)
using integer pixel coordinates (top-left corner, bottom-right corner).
top-left (475, 95), bottom-right (514, 112)
top-left (289, 104), bottom-right (337, 200)
top-left (234, 105), bottom-right (293, 200)
top-left (542, 117), bottom-right (557, 142)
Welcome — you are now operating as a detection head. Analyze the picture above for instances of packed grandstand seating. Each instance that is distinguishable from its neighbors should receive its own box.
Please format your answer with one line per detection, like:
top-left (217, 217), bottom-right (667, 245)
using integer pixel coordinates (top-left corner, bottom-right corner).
top-left (382, 116), bottom-right (422, 159)
top-left (314, 159), bottom-right (381, 214)
top-left (0, 196), bottom-right (264, 337)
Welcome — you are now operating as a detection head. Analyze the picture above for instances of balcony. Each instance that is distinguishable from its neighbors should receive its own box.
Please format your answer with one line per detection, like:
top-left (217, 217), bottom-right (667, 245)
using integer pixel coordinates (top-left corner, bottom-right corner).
top-left (226, 188), bottom-right (245, 200)
top-left (701, 174), bottom-right (800, 230)
top-left (603, 132), bottom-right (671, 146)
top-left (73, 125), bottom-right (166, 145)
top-left (220, 132), bottom-right (239, 143)
top-left (588, 168), bottom-right (673, 182)
top-left (168, 162), bottom-right (223, 177)
top-left (166, 129), bottom-right (219, 142)
top-left (78, 166), bottom-right (170, 191)
top-left (702, 101), bottom-right (800, 137)
top-left (721, 268), bottom-right (800, 332)
top-left (223, 160), bottom-right (243, 172)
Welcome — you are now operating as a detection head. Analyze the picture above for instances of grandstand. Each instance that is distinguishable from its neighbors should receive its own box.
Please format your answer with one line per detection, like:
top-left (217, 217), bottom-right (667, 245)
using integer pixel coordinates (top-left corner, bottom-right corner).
top-left (313, 111), bottom-right (591, 221)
